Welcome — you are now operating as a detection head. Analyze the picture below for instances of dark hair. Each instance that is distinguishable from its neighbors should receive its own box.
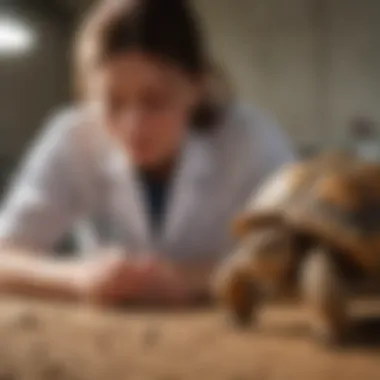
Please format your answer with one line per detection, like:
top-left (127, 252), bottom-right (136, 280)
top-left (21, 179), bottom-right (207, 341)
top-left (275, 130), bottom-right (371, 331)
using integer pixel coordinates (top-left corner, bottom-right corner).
top-left (74, 0), bottom-right (232, 132)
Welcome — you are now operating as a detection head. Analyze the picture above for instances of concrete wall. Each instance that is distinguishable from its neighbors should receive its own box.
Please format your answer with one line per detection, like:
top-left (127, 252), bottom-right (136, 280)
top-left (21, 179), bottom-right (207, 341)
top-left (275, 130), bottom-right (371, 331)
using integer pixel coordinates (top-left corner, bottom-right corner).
top-left (328, 0), bottom-right (380, 144)
top-left (194, 0), bottom-right (380, 149)
top-left (0, 8), bottom-right (71, 175)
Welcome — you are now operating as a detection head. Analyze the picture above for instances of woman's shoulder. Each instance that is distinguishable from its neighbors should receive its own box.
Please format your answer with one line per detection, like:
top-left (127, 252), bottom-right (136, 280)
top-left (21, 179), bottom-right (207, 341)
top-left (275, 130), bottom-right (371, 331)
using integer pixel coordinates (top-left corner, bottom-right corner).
top-left (221, 102), bottom-right (285, 140)
top-left (40, 105), bottom-right (101, 141)
top-left (216, 102), bottom-right (293, 154)
top-left (15, 105), bottom-right (112, 184)
top-left (212, 101), bottom-right (295, 183)
top-left (34, 105), bottom-right (110, 159)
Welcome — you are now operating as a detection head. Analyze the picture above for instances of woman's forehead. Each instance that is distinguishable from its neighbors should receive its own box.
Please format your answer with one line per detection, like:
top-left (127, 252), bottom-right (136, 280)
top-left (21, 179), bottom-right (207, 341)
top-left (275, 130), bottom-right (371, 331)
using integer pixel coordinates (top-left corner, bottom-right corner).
top-left (99, 51), bottom-right (193, 89)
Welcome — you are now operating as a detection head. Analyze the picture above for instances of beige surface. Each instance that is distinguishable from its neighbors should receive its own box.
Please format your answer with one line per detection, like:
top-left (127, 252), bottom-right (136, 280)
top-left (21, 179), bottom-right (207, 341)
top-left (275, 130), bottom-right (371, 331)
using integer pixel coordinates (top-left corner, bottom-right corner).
top-left (0, 298), bottom-right (380, 380)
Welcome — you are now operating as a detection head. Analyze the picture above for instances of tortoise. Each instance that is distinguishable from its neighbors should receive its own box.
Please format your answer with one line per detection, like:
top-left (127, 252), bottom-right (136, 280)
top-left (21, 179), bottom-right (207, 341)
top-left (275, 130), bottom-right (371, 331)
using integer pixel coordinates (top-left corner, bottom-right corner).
top-left (213, 151), bottom-right (380, 345)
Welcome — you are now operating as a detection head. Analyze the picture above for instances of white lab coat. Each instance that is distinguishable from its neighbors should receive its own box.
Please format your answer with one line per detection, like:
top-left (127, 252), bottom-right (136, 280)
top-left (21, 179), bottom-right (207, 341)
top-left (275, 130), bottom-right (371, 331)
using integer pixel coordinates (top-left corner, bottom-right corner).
top-left (0, 102), bottom-right (294, 262)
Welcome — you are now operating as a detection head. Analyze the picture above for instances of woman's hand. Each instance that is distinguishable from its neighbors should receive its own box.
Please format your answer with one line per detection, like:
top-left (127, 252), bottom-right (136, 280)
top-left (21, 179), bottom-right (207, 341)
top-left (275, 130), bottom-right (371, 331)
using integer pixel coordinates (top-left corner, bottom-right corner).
top-left (76, 252), bottom-right (188, 306)
top-left (158, 260), bottom-right (217, 305)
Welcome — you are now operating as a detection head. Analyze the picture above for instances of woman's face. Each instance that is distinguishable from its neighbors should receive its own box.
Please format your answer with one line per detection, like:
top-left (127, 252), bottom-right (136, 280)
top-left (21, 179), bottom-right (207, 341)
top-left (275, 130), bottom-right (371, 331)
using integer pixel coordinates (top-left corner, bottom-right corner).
top-left (94, 52), bottom-right (201, 169)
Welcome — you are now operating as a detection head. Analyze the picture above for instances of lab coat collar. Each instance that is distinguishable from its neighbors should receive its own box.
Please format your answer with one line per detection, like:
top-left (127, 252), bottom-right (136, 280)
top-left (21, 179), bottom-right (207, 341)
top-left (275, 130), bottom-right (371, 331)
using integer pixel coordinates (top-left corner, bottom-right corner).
top-left (176, 130), bottom-right (216, 183)
top-left (161, 130), bottom-right (216, 247)
top-left (105, 130), bottom-right (217, 251)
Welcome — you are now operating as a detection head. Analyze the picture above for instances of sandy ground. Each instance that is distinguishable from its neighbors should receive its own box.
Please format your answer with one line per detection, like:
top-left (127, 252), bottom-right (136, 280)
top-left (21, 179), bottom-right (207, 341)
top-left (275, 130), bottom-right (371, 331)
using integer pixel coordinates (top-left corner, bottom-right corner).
top-left (0, 298), bottom-right (380, 380)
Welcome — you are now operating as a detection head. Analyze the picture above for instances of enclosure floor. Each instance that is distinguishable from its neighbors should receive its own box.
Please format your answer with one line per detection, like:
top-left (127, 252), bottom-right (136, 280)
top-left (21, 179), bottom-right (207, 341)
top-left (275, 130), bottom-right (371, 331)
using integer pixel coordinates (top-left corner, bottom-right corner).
top-left (0, 298), bottom-right (380, 380)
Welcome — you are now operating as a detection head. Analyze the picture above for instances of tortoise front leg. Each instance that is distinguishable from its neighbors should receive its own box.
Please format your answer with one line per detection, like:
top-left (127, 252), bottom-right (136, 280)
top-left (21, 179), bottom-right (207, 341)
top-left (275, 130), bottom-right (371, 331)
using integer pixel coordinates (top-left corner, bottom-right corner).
top-left (213, 253), bottom-right (261, 328)
top-left (223, 273), bottom-right (261, 327)
top-left (301, 247), bottom-right (349, 345)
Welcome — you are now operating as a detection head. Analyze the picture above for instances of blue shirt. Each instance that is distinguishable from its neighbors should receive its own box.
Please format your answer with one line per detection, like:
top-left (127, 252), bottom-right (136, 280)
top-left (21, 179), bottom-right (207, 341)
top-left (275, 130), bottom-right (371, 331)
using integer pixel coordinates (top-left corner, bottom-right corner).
top-left (138, 170), bottom-right (172, 233)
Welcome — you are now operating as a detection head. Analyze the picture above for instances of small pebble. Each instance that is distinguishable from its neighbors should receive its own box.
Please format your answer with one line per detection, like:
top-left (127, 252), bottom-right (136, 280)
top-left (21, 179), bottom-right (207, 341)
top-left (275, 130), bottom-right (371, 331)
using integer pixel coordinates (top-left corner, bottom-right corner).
top-left (142, 324), bottom-right (161, 348)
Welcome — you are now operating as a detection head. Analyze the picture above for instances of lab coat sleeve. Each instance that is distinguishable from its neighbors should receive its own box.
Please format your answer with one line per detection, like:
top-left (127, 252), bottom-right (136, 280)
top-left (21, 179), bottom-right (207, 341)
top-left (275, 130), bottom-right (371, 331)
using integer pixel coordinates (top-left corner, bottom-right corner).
top-left (0, 109), bottom-right (85, 252)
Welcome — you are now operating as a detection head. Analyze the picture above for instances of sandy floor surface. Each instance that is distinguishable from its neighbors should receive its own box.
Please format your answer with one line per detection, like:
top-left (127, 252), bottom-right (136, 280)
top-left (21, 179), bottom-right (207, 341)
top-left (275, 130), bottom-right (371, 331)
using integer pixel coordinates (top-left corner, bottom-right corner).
top-left (0, 298), bottom-right (380, 380)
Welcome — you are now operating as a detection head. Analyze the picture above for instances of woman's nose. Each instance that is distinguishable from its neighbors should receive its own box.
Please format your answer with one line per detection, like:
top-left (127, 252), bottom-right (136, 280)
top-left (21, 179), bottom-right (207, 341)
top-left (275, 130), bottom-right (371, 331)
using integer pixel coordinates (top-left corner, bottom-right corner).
top-left (119, 108), bottom-right (144, 131)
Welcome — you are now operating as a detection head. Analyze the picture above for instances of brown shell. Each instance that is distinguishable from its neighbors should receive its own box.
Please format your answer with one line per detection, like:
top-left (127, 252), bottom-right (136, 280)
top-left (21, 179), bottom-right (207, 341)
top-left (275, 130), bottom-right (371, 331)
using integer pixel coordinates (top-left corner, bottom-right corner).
top-left (234, 151), bottom-right (380, 274)
top-left (233, 151), bottom-right (354, 237)
top-left (287, 157), bottom-right (380, 273)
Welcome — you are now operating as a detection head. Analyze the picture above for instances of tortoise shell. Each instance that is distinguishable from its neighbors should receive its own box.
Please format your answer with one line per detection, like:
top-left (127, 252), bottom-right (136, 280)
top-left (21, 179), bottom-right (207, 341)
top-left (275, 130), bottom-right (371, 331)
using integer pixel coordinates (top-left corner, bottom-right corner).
top-left (233, 151), bottom-right (380, 274)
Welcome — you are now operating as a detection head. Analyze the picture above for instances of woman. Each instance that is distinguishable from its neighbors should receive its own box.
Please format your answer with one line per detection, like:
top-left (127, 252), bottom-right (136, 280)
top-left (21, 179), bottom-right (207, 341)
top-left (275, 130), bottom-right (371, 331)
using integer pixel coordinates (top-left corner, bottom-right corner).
top-left (0, 0), bottom-right (294, 306)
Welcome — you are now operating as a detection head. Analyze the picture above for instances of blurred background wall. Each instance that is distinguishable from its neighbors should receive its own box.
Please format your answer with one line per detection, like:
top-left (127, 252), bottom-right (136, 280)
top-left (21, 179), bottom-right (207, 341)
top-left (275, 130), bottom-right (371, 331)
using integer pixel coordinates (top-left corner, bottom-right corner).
top-left (196, 0), bottom-right (380, 150)
top-left (0, 0), bottom-right (379, 190)
top-left (0, 1), bottom-right (73, 189)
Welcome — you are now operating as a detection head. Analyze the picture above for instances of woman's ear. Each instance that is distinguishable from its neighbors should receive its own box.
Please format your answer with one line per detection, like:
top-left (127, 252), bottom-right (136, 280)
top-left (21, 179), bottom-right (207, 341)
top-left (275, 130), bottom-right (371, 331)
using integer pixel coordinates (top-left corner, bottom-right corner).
top-left (230, 211), bottom-right (284, 239)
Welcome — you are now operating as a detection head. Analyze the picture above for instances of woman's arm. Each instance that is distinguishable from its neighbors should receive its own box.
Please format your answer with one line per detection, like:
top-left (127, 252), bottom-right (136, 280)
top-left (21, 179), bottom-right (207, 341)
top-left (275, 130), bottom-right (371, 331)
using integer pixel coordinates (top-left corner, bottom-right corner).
top-left (0, 111), bottom-right (93, 301)
top-left (0, 245), bottom-right (87, 301)
top-left (0, 111), bottom-right (136, 304)
top-left (0, 110), bottom-right (188, 305)
top-left (0, 110), bottom-right (90, 251)
top-left (0, 246), bottom-right (187, 305)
